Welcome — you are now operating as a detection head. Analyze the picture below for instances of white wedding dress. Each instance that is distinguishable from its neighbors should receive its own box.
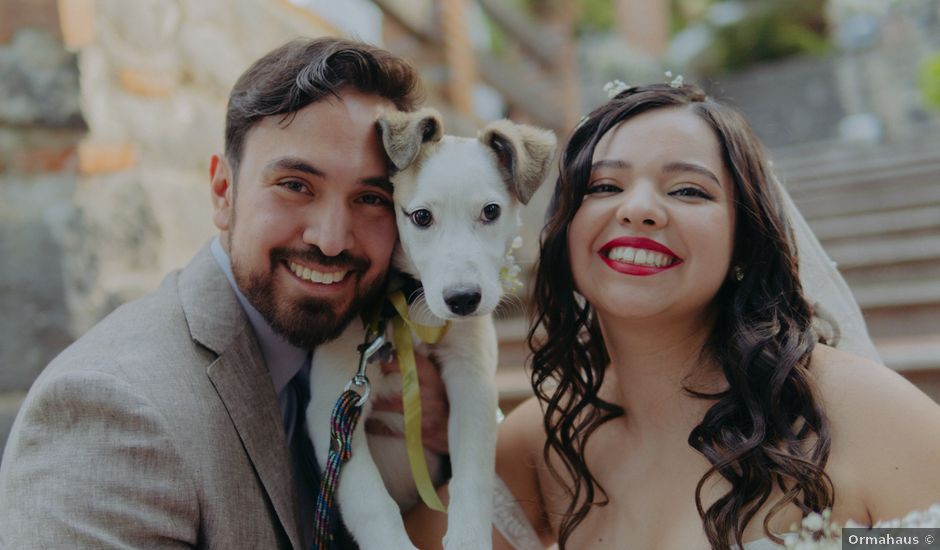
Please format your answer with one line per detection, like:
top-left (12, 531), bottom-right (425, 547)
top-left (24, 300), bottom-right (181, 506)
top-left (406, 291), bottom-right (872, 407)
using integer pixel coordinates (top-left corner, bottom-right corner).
top-left (488, 176), bottom-right (913, 549)
top-left (492, 476), bottom-right (940, 550)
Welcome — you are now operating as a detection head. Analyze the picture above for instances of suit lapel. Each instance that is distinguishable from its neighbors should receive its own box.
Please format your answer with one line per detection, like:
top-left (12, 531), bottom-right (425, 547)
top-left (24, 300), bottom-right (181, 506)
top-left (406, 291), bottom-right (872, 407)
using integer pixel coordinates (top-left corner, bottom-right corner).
top-left (178, 244), bottom-right (303, 549)
top-left (207, 340), bottom-right (303, 549)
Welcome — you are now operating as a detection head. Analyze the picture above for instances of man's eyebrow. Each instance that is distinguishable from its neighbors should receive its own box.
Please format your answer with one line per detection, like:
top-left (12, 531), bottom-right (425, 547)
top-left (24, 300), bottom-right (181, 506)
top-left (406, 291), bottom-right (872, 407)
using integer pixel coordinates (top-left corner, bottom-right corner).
top-left (263, 157), bottom-right (392, 193)
top-left (362, 176), bottom-right (393, 194)
top-left (263, 156), bottom-right (325, 178)
top-left (590, 159), bottom-right (632, 172)
top-left (663, 161), bottom-right (721, 186)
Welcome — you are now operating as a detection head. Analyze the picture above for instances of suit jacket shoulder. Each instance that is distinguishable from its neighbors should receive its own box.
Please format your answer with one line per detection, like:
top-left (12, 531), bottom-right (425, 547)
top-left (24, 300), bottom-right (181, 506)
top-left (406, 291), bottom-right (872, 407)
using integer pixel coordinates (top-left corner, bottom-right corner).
top-left (0, 243), bottom-right (304, 549)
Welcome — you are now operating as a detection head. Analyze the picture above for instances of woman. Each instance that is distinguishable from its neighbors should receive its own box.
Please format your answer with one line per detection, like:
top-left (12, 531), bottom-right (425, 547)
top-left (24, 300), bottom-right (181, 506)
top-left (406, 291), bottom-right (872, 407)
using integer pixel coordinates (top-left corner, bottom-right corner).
top-left (407, 82), bottom-right (940, 549)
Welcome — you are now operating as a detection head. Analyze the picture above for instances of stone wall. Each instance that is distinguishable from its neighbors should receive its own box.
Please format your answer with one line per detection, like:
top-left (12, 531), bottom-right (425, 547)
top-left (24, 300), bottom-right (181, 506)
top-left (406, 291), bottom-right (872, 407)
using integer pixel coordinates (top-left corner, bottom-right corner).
top-left (0, 0), bottom-right (337, 457)
top-left (0, 0), bottom-right (82, 451)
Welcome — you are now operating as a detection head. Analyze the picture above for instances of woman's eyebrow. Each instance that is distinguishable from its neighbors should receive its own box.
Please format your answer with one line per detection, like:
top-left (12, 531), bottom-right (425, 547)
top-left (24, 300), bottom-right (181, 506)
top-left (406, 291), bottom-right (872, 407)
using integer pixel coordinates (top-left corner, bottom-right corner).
top-left (662, 161), bottom-right (721, 186)
top-left (590, 159), bottom-right (631, 172)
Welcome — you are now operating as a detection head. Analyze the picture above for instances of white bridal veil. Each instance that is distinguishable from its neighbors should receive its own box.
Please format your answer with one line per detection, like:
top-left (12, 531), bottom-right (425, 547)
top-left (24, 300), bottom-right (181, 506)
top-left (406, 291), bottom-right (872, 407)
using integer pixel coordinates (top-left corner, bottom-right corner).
top-left (772, 174), bottom-right (881, 363)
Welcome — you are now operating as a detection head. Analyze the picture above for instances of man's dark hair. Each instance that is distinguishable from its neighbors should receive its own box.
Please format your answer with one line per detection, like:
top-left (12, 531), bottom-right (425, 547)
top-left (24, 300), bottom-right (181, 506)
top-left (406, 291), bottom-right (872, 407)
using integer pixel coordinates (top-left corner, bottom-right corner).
top-left (224, 37), bottom-right (422, 176)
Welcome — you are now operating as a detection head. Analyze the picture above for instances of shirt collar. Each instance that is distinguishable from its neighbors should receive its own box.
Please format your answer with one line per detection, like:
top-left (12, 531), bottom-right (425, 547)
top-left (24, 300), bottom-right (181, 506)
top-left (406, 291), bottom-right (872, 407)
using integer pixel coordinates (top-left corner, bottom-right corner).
top-left (210, 236), bottom-right (308, 395)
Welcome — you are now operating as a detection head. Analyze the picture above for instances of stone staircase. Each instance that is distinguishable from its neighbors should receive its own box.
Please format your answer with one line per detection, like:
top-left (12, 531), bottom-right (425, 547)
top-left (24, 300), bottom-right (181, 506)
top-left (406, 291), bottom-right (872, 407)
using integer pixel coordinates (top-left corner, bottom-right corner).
top-left (777, 133), bottom-right (940, 396)
top-left (493, 131), bottom-right (940, 407)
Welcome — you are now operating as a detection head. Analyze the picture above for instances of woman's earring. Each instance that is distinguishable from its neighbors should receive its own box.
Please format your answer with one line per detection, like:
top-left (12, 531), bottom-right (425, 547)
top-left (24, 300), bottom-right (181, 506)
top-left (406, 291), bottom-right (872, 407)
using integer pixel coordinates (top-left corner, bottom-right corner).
top-left (733, 265), bottom-right (745, 282)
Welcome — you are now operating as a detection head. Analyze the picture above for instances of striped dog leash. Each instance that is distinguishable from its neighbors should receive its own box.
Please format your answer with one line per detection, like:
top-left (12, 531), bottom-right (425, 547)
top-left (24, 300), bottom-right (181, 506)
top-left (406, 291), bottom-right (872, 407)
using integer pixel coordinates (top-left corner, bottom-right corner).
top-left (312, 323), bottom-right (386, 549)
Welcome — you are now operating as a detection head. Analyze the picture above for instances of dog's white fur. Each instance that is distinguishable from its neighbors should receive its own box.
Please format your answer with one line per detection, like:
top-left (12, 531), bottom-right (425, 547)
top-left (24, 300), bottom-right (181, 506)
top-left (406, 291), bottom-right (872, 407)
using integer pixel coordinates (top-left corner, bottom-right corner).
top-left (306, 109), bottom-right (555, 549)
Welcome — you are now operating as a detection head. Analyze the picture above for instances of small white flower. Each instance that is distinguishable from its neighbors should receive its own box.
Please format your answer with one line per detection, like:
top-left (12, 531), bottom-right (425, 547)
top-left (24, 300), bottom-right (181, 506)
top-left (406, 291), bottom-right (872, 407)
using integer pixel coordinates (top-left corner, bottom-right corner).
top-left (802, 512), bottom-right (825, 532)
top-left (670, 74), bottom-right (684, 88)
top-left (500, 236), bottom-right (525, 291)
top-left (603, 79), bottom-right (630, 98)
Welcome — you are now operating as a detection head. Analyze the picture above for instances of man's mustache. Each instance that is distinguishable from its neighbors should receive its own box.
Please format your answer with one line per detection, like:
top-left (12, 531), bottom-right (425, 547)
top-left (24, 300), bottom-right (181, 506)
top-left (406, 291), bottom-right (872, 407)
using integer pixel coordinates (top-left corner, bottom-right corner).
top-left (271, 246), bottom-right (370, 272)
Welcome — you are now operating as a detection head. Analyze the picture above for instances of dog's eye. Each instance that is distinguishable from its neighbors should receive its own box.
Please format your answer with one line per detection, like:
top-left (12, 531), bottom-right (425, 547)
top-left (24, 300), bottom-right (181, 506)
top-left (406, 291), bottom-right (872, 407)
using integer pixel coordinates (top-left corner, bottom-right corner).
top-left (481, 203), bottom-right (501, 222)
top-left (410, 209), bottom-right (433, 228)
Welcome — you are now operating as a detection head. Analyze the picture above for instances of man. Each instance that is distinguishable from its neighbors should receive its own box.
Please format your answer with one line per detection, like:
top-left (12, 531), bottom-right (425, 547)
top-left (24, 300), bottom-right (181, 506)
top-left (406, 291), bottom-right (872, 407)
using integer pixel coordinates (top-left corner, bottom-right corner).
top-left (0, 37), bottom-right (442, 549)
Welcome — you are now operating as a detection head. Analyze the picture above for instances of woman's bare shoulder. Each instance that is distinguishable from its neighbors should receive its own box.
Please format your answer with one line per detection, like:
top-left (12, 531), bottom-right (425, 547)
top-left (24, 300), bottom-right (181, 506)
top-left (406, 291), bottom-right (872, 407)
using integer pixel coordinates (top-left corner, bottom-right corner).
top-left (497, 396), bottom-right (547, 485)
top-left (810, 344), bottom-right (940, 422)
top-left (810, 344), bottom-right (940, 521)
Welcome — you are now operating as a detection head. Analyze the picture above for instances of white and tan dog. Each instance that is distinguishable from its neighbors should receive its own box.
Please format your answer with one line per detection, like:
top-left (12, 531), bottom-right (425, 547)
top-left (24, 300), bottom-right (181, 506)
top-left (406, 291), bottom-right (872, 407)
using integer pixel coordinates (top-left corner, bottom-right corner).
top-left (306, 108), bottom-right (555, 550)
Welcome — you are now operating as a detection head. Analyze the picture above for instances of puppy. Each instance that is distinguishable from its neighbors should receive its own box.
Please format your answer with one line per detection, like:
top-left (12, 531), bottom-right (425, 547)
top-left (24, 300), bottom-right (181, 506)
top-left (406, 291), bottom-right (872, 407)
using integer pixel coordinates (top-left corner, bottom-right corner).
top-left (307, 108), bottom-right (556, 550)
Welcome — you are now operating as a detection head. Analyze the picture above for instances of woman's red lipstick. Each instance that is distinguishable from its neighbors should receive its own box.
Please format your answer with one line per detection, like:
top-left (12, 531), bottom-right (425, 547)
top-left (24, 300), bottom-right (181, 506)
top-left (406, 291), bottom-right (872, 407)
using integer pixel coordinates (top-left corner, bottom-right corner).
top-left (598, 237), bottom-right (682, 276)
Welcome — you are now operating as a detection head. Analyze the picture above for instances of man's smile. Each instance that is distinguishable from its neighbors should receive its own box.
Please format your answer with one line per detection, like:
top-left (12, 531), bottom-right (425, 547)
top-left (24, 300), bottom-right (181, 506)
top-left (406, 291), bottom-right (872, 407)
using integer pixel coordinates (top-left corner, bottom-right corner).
top-left (287, 260), bottom-right (349, 285)
top-left (284, 260), bottom-right (352, 286)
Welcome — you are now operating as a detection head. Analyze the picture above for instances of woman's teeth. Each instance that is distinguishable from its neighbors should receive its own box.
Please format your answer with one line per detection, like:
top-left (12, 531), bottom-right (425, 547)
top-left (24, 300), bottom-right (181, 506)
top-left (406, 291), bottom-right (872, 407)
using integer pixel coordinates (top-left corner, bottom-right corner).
top-left (288, 261), bottom-right (348, 284)
top-left (606, 246), bottom-right (674, 268)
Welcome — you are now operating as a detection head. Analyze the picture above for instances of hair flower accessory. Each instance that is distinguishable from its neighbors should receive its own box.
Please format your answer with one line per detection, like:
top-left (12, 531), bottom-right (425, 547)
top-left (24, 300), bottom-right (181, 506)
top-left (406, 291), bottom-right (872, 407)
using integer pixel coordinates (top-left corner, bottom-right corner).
top-left (665, 71), bottom-right (684, 88)
top-left (603, 79), bottom-right (630, 99)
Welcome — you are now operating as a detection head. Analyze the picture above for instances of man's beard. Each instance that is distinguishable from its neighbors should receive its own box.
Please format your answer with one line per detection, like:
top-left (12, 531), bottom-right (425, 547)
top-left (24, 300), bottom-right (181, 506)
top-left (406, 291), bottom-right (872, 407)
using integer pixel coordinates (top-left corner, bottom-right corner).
top-left (233, 245), bottom-right (388, 349)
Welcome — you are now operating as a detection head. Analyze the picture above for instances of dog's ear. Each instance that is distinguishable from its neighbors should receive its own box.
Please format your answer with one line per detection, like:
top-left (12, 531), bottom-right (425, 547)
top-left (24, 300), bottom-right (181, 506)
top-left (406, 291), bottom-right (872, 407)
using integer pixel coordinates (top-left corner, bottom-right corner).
top-left (479, 120), bottom-right (557, 205)
top-left (376, 108), bottom-right (444, 172)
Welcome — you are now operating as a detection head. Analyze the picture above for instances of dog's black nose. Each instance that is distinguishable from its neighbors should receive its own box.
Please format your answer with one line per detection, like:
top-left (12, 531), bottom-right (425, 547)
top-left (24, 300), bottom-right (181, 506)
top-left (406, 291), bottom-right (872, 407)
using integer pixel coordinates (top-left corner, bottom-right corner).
top-left (444, 287), bottom-right (482, 316)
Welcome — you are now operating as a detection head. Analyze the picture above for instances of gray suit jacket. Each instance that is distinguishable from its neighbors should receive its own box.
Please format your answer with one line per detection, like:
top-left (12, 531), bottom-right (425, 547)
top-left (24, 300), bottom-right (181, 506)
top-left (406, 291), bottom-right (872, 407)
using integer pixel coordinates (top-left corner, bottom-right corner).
top-left (0, 243), bottom-right (305, 549)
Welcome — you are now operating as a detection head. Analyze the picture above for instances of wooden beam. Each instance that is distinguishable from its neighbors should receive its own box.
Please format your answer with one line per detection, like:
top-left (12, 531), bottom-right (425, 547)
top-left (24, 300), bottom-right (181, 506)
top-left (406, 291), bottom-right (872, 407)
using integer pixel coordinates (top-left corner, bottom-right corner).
top-left (440, 0), bottom-right (477, 116)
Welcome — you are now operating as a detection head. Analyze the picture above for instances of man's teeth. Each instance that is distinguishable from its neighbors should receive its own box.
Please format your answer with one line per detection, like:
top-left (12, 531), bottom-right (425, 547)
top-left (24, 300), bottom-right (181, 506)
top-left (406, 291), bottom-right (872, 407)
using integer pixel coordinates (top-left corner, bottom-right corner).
top-left (607, 246), bottom-right (674, 267)
top-left (288, 262), bottom-right (348, 284)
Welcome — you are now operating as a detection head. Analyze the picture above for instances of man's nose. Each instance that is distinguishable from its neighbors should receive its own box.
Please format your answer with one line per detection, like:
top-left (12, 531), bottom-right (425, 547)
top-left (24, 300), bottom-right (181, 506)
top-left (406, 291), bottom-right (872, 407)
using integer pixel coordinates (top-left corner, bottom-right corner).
top-left (302, 203), bottom-right (355, 257)
top-left (615, 183), bottom-right (667, 228)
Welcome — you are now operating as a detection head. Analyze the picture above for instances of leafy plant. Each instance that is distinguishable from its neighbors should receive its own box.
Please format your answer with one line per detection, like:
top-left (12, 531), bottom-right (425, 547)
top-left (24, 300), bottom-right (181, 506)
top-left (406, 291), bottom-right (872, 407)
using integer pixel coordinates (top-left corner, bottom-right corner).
top-left (920, 52), bottom-right (940, 109)
top-left (676, 0), bottom-right (832, 73)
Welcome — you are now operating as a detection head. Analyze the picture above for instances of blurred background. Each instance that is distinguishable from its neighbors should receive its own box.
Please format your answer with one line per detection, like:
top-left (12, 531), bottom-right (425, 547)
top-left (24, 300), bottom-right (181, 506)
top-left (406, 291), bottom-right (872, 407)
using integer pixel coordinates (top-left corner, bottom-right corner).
top-left (2, 0), bottom-right (939, 456)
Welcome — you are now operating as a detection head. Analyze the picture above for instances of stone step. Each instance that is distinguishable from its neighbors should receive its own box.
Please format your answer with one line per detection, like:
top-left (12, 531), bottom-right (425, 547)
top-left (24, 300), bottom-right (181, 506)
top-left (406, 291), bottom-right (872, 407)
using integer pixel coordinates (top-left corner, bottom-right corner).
top-left (874, 334), bottom-right (940, 403)
top-left (862, 301), bottom-right (940, 340)
top-left (876, 334), bottom-right (940, 374)
top-left (494, 316), bottom-right (530, 369)
top-left (808, 205), bottom-right (940, 242)
top-left (842, 259), bottom-right (940, 287)
top-left (823, 233), bottom-right (940, 271)
top-left (782, 154), bottom-right (940, 194)
top-left (494, 317), bottom-right (532, 409)
top-left (773, 130), bottom-right (940, 183)
top-left (495, 364), bottom-right (532, 410)
top-left (853, 279), bottom-right (940, 309)
top-left (793, 177), bottom-right (940, 219)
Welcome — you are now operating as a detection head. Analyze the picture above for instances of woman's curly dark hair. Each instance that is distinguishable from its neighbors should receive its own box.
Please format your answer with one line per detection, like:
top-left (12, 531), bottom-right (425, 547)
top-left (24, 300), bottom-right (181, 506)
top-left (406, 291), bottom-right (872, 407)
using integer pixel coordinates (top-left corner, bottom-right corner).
top-left (528, 83), bottom-right (833, 549)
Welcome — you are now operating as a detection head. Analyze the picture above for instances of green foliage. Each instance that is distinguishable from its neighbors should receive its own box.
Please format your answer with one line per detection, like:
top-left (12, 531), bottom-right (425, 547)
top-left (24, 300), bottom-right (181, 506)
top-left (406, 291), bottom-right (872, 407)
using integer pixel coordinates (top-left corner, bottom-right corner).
top-left (485, 13), bottom-right (508, 56)
top-left (671, 0), bottom-right (711, 32)
top-left (678, 0), bottom-right (832, 73)
top-left (920, 53), bottom-right (940, 109)
top-left (577, 0), bottom-right (616, 34)
top-left (713, 1), bottom-right (830, 71)
top-left (514, 0), bottom-right (615, 35)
